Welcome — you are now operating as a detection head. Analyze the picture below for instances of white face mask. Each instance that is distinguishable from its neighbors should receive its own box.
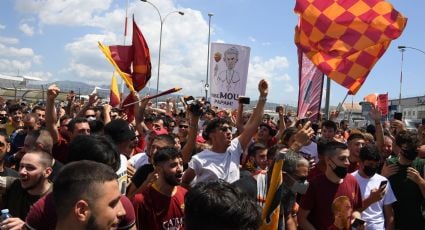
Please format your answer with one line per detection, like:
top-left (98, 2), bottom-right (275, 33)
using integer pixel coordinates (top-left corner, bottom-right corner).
top-left (286, 174), bottom-right (309, 194)
top-left (86, 116), bottom-right (96, 121)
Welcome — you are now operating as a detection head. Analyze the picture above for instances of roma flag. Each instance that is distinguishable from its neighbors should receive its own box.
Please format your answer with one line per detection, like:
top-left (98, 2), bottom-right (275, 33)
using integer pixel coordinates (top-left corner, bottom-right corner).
top-left (109, 73), bottom-right (120, 107)
top-left (260, 157), bottom-right (284, 230)
top-left (297, 49), bottom-right (324, 122)
top-left (295, 0), bottom-right (407, 94)
top-left (99, 16), bottom-right (151, 92)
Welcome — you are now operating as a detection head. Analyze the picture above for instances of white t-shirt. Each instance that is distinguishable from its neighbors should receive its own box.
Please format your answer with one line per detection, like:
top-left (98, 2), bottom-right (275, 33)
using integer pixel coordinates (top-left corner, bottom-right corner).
top-left (116, 154), bottom-right (128, 195)
top-left (189, 138), bottom-right (242, 184)
top-left (299, 141), bottom-right (319, 163)
top-left (352, 171), bottom-right (397, 230)
top-left (129, 152), bottom-right (149, 169)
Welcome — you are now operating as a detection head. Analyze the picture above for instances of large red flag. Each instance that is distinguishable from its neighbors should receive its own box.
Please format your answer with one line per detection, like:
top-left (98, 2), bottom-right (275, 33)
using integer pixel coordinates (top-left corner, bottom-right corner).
top-left (99, 16), bottom-right (151, 92)
top-left (295, 0), bottom-right (407, 94)
top-left (132, 16), bottom-right (152, 91)
top-left (297, 49), bottom-right (324, 122)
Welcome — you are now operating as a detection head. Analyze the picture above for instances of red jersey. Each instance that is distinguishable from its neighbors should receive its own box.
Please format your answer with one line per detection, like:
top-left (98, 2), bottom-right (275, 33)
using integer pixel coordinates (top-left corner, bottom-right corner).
top-left (25, 192), bottom-right (136, 230)
top-left (133, 185), bottom-right (186, 230)
top-left (300, 174), bottom-right (362, 230)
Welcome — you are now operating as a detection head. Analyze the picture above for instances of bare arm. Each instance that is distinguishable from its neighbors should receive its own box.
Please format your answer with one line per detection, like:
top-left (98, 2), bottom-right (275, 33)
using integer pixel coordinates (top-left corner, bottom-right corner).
top-left (134, 94), bottom-right (150, 136)
top-left (235, 101), bottom-right (244, 133)
top-left (275, 106), bottom-right (287, 140)
top-left (181, 168), bottom-right (196, 189)
top-left (369, 105), bottom-right (384, 154)
top-left (77, 93), bottom-right (98, 117)
top-left (237, 79), bottom-right (268, 150)
top-left (45, 85), bottom-right (60, 144)
top-left (383, 204), bottom-right (395, 230)
top-left (297, 209), bottom-right (316, 230)
top-left (181, 111), bottom-right (200, 164)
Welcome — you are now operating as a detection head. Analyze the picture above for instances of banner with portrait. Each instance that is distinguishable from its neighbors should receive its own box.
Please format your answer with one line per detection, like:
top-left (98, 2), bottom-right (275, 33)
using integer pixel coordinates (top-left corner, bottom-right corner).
top-left (209, 43), bottom-right (250, 109)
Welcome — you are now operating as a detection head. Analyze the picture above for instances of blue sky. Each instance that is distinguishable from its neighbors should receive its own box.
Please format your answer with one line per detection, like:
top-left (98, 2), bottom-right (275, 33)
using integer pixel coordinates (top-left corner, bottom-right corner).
top-left (0, 0), bottom-right (424, 106)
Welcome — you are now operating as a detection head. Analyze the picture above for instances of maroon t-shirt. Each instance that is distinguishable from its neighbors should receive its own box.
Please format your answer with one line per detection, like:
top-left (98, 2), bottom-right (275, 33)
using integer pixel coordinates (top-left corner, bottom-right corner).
top-left (133, 185), bottom-right (186, 230)
top-left (52, 134), bottom-right (70, 164)
top-left (25, 192), bottom-right (135, 230)
top-left (299, 174), bottom-right (362, 230)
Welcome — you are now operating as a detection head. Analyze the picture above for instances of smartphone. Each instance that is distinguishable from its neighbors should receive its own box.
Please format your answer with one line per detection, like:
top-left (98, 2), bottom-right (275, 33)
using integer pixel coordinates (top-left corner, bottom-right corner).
top-left (238, 96), bottom-right (250, 104)
top-left (394, 112), bottom-right (402, 121)
top-left (351, 218), bottom-right (365, 228)
top-left (422, 118), bottom-right (425, 126)
top-left (379, 180), bottom-right (388, 189)
top-left (275, 105), bottom-right (283, 113)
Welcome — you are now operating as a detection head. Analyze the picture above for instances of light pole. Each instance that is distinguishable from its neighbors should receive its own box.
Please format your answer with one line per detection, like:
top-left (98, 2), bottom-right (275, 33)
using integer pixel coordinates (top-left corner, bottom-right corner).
top-left (140, 0), bottom-right (184, 106)
top-left (397, 45), bottom-right (425, 110)
top-left (205, 13), bottom-right (213, 100)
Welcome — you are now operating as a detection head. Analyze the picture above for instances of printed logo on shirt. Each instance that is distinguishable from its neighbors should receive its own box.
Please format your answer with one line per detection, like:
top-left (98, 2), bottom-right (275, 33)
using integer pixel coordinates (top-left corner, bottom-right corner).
top-left (162, 217), bottom-right (183, 230)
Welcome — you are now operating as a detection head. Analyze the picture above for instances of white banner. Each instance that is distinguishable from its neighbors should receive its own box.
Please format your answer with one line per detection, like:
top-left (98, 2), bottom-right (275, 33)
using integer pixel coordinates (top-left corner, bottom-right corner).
top-left (209, 43), bottom-right (250, 109)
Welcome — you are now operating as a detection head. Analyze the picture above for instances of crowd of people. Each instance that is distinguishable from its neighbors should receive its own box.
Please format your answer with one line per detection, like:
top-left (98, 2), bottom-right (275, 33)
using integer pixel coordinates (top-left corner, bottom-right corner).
top-left (0, 78), bottom-right (424, 230)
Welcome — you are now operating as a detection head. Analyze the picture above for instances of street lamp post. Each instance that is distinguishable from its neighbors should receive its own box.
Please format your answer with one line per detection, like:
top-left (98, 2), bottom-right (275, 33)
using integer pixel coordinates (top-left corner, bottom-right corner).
top-left (205, 13), bottom-right (213, 100)
top-left (140, 0), bottom-right (184, 106)
top-left (397, 45), bottom-right (425, 110)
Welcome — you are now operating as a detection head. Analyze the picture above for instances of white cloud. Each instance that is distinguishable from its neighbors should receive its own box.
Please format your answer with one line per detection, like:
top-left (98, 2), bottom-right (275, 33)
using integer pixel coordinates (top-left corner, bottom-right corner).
top-left (0, 24), bottom-right (5, 30)
top-left (261, 42), bottom-right (271, 46)
top-left (19, 23), bottom-right (35, 36)
top-left (0, 36), bottom-right (19, 45)
top-left (15, 0), bottom-right (113, 26)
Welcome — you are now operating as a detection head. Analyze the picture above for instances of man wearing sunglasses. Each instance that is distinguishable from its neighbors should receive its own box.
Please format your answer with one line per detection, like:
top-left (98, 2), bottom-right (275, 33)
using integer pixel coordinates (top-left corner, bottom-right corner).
top-left (182, 79), bottom-right (269, 186)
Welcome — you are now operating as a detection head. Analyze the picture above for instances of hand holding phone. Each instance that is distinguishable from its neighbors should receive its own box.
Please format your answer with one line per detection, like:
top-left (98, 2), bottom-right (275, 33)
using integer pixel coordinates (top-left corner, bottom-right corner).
top-left (379, 180), bottom-right (388, 189)
top-left (351, 218), bottom-right (365, 228)
top-left (238, 96), bottom-right (250, 105)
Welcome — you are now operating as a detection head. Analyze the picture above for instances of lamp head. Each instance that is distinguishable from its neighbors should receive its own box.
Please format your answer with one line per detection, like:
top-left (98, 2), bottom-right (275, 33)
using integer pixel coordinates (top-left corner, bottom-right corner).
top-left (140, 0), bottom-right (147, 2)
top-left (398, 45), bottom-right (406, 49)
top-left (208, 13), bottom-right (214, 17)
top-left (178, 11), bottom-right (184, 16)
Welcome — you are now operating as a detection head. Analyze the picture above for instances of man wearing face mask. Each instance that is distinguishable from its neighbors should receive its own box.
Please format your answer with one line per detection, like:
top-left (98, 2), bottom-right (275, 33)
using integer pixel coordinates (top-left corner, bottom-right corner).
top-left (386, 131), bottom-right (425, 229)
top-left (298, 141), bottom-right (363, 230)
top-left (280, 151), bottom-right (310, 230)
top-left (352, 144), bottom-right (396, 230)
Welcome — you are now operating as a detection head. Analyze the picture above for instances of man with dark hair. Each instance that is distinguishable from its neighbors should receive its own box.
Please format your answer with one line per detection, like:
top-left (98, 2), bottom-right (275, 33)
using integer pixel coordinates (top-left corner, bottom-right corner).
top-left (126, 134), bottom-right (176, 199)
top-left (256, 123), bottom-right (277, 147)
top-left (183, 79), bottom-right (269, 185)
top-left (386, 131), bottom-right (425, 228)
top-left (31, 105), bottom-right (46, 126)
top-left (320, 120), bottom-right (337, 142)
top-left (1, 150), bottom-right (53, 229)
top-left (298, 141), bottom-right (363, 229)
top-left (46, 85), bottom-right (91, 164)
top-left (352, 144), bottom-right (396, 230)
top-left (25, 135), bottom-right (136, 230)
top-left (0, 133), bottom-right (19, 209)
top-left (185, 180), bottom-right (261, 230)
top-left (133, 147), bottom-right (186, 230)
top-left (54, 160), bottom-right (125, 230)
top-left (5, 104), bottom-right (23, 136)
top-left (347, 133), bottom-right (366, 173)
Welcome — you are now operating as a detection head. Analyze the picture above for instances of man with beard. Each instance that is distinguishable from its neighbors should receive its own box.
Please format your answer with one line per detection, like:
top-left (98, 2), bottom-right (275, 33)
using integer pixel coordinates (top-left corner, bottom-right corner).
top-left (133, 147), bottom-right (186, 230)
top-left (182, 79), bottom-right (269, 186)
top-left (386, 131), bottom-right (425, 229)
top-left (5, 104), bottom-right (24, 136)
top-left (352, 144), bottom-right (396, 230)
top-left (298, 141), bottom-right (362, 230)
top-left (1, 150), bottom-right (52, 229)
top-left (54, 160), bottom-right (126, 230)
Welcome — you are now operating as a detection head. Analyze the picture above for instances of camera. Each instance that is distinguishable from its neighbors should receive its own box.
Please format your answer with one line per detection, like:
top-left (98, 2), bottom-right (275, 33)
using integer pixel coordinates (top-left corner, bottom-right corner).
top-left (184, 96), bottom-right (205, 116)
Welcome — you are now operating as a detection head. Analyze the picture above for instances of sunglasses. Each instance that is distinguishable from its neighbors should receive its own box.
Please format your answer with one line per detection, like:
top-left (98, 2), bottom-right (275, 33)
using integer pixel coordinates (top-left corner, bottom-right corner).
top-left (179, 125), bottom-right (189, 129)
top-left (219, 126), bottom-right (232, 132)
top-left (85, 115), bottom-right (96, 118)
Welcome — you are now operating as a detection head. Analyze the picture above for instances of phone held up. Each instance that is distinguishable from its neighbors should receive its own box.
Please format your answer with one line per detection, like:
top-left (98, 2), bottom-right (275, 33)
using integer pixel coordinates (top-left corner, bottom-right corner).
top-left (238, 96), bottom-right (250, 105)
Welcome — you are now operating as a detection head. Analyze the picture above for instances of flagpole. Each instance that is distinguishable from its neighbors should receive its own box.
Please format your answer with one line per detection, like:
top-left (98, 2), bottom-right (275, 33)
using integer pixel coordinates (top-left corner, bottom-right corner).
top-left (120, 0), bottom-right (130, 101)
top-left (324, 76), bottom-right (331, 119)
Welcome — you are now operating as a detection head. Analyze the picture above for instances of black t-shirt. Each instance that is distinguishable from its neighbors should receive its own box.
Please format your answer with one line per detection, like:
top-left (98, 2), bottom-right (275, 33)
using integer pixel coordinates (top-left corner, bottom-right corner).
top-left (0, 167), bottom-right (19, 178)
top-left (131, 164), bottom-right (155, 188)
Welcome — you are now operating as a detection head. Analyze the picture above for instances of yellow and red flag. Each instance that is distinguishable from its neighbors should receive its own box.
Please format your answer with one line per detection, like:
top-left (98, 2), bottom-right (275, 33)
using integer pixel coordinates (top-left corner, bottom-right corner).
top-left (98, 16), bottom-right (151, 92)
top-left (109, 73), bottom-right (121, 107)
top-left (260, 158), bottom-right (284, 230)
top-left (295, 0), bottom-right (407, 94)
